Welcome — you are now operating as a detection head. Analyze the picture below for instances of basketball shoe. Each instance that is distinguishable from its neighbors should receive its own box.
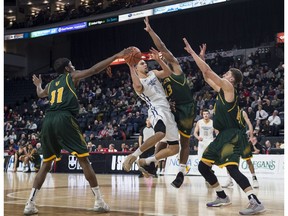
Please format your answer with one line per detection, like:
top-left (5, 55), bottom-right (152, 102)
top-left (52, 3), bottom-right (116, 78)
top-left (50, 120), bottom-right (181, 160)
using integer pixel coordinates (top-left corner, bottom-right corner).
top-left (239, 198), bottom-right (265, 215)
top-left (93, 199), bottom-right (110, 212)
top-left (171, 172), bottom-right (184, 188)
top-left (206, 196), bottom-right (231, 207)
top-left (123, 154), bottom-right (137, 172)
top-left (23, 201), bottom-right (38, 215)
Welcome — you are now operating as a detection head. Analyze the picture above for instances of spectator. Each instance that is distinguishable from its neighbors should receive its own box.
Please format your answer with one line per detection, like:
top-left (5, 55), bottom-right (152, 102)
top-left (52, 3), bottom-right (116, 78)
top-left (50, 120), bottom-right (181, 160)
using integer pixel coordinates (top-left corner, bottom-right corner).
top-left (250, 137), bottom-right (263, 154)
top-left (108, 144), bottom-right (118, 152)
top-left (120, 143), bottom-right (129, 152)
top-left (255, 105), bottom-right (268, 125)
top-left (112, 126), bottom-right (124, 140)
top-left (35, 143), bottom-right (43, 155)
top-left (7, 145), bottom-right (17, 156)
top-left (96, 144), bottom-right (105, 152)
top-left (267, 110), bottom-right (281, 136)
top-left (87, 141), bottom-right (96, 152)
top-left (246, 107), bottom-right (256, 126)
top-left (263, 140), bottom-right (272, 154)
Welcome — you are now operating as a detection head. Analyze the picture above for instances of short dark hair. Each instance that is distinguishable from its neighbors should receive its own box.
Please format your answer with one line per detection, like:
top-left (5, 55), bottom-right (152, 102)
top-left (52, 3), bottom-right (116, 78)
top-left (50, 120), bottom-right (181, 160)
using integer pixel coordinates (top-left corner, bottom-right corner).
top-left (230, 68), bottom-right (243, 86)
top-left (54, 58), bottom-right (70, 74)
top-left (203, 109), bottom-right (209, 113)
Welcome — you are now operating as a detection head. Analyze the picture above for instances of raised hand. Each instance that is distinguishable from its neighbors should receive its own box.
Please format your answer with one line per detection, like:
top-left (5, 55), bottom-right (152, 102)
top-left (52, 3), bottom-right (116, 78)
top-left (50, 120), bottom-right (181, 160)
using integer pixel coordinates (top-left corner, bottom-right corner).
top-left (183, 38), bottom-right (195, 55)
top-left (32, 74), bottom-right (42, 87)
top-left (117, 47), bottom-right (133, 59)
top-left (199, 43), bottom-right (207, 60)
top-left (144, 16), bottom-right (152, 32)
top-left (149, 47), bottom-right (161, 61)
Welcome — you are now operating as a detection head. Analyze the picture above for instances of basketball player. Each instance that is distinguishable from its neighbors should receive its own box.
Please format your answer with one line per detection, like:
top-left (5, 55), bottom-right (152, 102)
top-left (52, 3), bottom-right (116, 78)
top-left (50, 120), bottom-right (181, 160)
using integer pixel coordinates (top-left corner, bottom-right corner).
top-left (143, 16), bottom-right (204, 187)
top-left (223, 109), bottom-right (259, 189)
top-left (23, 48), bottom-right (131, 215)
top-left (193, 109), bottom-right (216, 160)
top-left (183, 38), bottom-right (265, 215)
top-left (122, 49), bottom-right (179, 177)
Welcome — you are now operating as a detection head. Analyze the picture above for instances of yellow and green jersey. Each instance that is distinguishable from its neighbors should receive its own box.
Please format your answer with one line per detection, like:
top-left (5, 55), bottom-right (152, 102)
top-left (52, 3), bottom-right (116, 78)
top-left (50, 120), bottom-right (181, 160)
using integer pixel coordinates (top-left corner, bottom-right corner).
top-left (213, 88), bottom-right (240, 131)
top-left (46, 72), bottom-right (79, 116)
top-left (162, 73), bottom-right (194, 105)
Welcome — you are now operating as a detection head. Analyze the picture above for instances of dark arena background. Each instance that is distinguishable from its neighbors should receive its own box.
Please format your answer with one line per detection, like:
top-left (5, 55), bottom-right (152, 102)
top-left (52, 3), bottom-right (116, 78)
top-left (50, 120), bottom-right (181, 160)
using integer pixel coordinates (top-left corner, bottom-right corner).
top-left (4, 0), bottom-right (285, 215)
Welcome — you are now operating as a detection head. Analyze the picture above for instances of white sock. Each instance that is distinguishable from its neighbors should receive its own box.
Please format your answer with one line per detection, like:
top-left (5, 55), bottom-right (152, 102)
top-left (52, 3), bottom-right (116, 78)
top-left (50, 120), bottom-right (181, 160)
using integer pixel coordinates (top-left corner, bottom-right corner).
top-left (132, 148), bottom-right (142, 157)
top-left (246, 190), bottom-right (254, 197)
top-left (91, 186), bottom-right (102, 200)
top-left (179, 164), bottom-right (186, 173)
top-left (214, 184), bottom-right (224, 192)
top-left (145, 156), bottom-right (157, 165)
top-left (28, 188), bottom-right (39, 202)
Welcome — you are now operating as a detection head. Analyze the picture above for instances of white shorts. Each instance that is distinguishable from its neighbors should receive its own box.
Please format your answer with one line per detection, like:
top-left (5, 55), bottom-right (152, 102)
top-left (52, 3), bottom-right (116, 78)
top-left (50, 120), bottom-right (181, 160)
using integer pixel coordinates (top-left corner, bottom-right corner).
top-left (198, 139), bottom-right (213, 159)
top-left (149, 108), bottom-right (179, 143)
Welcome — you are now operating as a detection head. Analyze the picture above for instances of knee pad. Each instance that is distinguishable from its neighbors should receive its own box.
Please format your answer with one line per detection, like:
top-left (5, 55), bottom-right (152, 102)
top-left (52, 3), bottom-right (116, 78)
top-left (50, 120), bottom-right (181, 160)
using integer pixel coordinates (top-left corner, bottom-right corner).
top-left (154, 120), bottom-right (166, 134)
top-left (198, 161), bottom-right (217, 185)
top-left (226, 165), bottom-right (251, 190)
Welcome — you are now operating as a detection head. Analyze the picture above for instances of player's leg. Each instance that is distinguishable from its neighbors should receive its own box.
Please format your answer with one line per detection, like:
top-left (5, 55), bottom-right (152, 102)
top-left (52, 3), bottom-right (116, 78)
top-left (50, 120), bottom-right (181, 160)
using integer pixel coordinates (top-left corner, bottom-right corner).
top-left (222, 168), bottom-right (234, 188)
top-left (123, 120), bottom-right (165, 172)
top-left (24, 160), bottom-right (53, 215)
top-left (77, 156), bottom-right (110, 212)
top-left (137, 141), bottom-right (178, 178)
top-left (198, 160), bottom-right (231, 207)
top-left (246, 159), bottom-right (259, 188)
top-left (155, 141), bottom-right (167, 175)
top-left (171, 135), bottom-right (189, 188)
top-left (226, 165), bottom-right (265, 214)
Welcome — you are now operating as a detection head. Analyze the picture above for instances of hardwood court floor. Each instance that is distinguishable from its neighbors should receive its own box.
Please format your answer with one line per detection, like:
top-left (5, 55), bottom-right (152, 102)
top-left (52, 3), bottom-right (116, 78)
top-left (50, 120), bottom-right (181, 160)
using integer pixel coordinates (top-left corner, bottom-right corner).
top-left (4, 172), bottom-right (284, 216)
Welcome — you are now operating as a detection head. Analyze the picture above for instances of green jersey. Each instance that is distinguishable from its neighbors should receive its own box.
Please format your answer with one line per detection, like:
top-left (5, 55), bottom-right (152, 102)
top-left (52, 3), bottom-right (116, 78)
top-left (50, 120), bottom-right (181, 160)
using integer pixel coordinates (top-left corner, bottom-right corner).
top-left (238, 110), bottom-right (247, 132)
top-left (46, 72), bottom-right (79, 116)
top-left (213, 88), bottom-right (240, 131)
top-left (162, 73), bottom-right (194, 105)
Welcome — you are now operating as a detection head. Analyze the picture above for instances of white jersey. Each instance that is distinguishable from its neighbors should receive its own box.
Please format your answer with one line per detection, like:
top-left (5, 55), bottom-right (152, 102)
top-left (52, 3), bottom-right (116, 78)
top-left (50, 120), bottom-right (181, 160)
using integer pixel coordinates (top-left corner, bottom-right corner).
top-left (137, 71), bottom-right (179, 142)
top-left (197, 119), bottom-right (214, 159)
top-left (198, 119), bottom-right (214, 141)
top-left (138, 71), bottom-right (170, 112)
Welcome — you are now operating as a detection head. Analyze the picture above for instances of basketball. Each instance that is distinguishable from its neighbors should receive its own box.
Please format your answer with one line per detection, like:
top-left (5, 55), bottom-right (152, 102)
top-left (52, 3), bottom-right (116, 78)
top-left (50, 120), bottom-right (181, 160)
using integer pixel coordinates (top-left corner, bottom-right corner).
top-left (125, 47), bottom-right (142, 66)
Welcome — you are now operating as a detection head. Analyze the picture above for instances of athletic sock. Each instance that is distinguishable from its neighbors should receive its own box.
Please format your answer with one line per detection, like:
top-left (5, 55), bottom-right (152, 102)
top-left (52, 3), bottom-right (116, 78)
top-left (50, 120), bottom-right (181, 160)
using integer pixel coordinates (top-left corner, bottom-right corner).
top-left (179, 164), bottom-right (186, 174)
top-left (91, 186), bottom-right (102, 200)
top-left (28, 188), bottom-right (39, 202)
top-left (252, 174), bottom-right (257, 180)
top-left (215, 185), bottom-right (227, 199)
top-left (132, 148), bottom-right (142, 157)
top-left (248, 194), bottom-right (261, 204)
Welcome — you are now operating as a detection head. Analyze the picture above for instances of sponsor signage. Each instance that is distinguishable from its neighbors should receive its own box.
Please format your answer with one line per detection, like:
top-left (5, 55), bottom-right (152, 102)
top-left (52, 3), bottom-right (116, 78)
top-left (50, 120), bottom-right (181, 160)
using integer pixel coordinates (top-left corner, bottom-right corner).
top-left (88, 16), bottom-right (118, 26)
top-left (30, 22), bottom-right (87, 38)
top-left (57, 22), bottom-right (87, 33)
top-left (119, 9), bottom-right (153, 22)
top-left (4, 33), bottom-right (29, 40)
top-left (153, 1), bottom-right (193, 15)
top-left (165, 154), bottom-right (284, 178)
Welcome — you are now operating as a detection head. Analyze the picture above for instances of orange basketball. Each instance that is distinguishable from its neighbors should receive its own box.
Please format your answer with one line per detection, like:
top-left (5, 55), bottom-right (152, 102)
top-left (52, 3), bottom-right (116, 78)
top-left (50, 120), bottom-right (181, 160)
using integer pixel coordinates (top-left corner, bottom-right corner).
top-left (125, 47), bottom-right (142, 65)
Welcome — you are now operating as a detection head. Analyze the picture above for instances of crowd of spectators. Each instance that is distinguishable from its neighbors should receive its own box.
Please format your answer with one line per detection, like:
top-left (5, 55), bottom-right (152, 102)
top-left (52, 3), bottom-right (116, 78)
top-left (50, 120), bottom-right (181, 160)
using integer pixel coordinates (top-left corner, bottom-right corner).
top-left (4, 48), bottom-right (285, 158)
top-left (5, 0), bottom-right (164, 29)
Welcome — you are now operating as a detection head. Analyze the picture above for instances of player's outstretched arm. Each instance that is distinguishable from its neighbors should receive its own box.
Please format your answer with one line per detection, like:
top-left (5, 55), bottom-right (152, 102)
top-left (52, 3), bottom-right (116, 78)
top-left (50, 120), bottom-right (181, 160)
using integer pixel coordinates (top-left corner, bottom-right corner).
top-left (128, 63), bottom-right (143, 94)
top-left (144, 17), bottom-right (177, 63)
top-left (72, 48), bottom-right (132, 81)
top-left (150, 47), bottom-right (172, 79)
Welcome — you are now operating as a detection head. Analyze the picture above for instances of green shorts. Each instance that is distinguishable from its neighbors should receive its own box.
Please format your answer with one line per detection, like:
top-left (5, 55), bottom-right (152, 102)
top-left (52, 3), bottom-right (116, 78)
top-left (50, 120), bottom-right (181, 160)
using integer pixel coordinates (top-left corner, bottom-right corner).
top-left (40, 111), bottom-right (89, 162)
top-left (240, 133), bottom-right (253, 160)
top-left (201, 128), bottom-right (245, 168)
top-left (174, 102), bottom-right (196, 138)
top-left (30, 153), bottom-right (42, 169)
